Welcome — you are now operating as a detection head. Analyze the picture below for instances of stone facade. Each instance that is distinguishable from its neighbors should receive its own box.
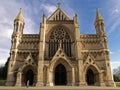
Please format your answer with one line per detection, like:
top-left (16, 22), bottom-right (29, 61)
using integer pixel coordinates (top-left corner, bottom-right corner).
top-left (6, 4), bottom-right (115, 87)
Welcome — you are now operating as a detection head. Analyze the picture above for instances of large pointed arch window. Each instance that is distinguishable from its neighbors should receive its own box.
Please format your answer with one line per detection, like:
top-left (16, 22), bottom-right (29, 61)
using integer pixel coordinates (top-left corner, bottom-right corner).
top-left (48, 28), bottom-right (71, 57)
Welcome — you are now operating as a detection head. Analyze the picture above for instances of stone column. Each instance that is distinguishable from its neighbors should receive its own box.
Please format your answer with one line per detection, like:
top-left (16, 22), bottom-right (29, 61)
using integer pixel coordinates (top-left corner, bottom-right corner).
top-left (46, 68), bottom-right (50, 86)
top-left (106, 62), bottom-right (116, 87)
top-left (49, 71), bottom-right (54, 86)
top-left (67, 71), bottom-right (70, 85)
top-left (99, 72), bottom-right (105, 86)
top-left (78, 60), bottom-right (86, 86)
top-left (36, 60), bottom-right (44, 86)
top-left (15, 71), bottom-right (22, 86)
top-left (71, 67), bottom-right (75, 86)
top-left (104, 51), bottom-right (116, 87)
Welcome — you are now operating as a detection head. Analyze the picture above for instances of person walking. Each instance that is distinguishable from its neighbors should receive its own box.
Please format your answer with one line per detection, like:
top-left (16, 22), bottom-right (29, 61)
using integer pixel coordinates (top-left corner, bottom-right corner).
top-left (27, 80), bottom-right (29, 88)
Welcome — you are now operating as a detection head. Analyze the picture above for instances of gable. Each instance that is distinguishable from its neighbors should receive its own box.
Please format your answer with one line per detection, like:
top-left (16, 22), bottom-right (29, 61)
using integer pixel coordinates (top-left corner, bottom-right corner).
top-left (48, 8), bottom-right (71, 21)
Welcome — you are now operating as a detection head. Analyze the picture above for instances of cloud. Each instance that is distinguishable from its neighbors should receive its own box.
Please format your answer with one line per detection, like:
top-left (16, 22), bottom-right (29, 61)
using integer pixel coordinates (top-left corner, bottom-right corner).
top-left (0, 48), bottom-right (9, 66)
top-left (108, 17), bottom-right (120, 35)
top-left (0, 1), bottom-right (38, 65)
top-left (40, 2), bottom-right (75, 19)
top-left (106, 0), bottom-right (120, 35)
top-left (110, 50), bottom-right (114, 55)
top-left (0, 1), bottom-right (63, 65)
top-left (111, 61), bottom-right (120, 70)
top-left (41, 3), bottom-right (57, 17)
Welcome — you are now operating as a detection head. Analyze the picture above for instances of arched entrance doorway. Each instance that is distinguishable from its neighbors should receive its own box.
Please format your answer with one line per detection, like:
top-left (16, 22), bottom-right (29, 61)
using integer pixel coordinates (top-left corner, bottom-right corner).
top-left (25, 69), bottom-right (34, 86)
top-left (86, 69), bottom-right (95, 85)
top-left (55, 64), bottom-right (67, 85)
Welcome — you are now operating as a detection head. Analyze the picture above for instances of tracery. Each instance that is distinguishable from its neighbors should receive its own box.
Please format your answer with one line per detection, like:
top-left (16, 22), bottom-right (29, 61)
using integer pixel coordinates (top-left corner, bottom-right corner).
top-left (48, 28), bottom-right (71, 57)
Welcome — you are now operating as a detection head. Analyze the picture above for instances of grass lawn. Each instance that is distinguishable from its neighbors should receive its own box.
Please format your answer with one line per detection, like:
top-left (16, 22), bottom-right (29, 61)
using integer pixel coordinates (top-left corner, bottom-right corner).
top-left (115, 82), bottom-right (120, 87)
top-left (0, 80), bottom-right (6, 86)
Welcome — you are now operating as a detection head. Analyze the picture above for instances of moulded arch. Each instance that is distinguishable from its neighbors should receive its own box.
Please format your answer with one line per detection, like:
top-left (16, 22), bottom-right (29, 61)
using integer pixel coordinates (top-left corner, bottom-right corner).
top-left (22, 65), bottom-right (36, 74)
top-left (84, 54), bottom-right (101, 74)
top-left (85, 65), bottom-right (100, 86)
top-left (49, 57), bottom-right (74, 86)
top-left (20, 64), bottom-right (37, 75)
top-left (85, 65), bottom-right (100, 74)
top-left (46, 24), bottom-right (74, 42)
top-left (49, 57), bottom-right (73, 72)
top-left (20, 64), bottom-right (37, 86)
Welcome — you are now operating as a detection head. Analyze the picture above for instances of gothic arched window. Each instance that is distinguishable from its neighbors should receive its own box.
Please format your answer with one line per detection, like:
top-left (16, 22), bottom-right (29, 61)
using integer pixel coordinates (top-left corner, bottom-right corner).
top-left (48, 28), bottom-right (71, 58)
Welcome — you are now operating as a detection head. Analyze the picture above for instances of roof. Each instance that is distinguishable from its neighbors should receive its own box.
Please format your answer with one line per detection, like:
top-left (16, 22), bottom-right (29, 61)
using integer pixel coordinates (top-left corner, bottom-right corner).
top-left (47, 3), bottom-right (71, 21)
top-left (94, 9), bottom-right (103, 23)
top-left (15, 8), bottom-right (24, 22)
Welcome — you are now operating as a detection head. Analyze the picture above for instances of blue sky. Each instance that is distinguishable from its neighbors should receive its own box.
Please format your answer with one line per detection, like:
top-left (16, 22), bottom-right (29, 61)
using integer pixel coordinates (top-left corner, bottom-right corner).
top-left (0, 0), bottom-right (120, 70)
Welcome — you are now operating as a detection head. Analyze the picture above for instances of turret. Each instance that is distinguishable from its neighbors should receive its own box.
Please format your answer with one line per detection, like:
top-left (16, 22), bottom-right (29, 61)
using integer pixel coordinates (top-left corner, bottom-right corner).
top-left (74, 13), bottom-right (78, 25)
top-left (39, 13), bottom-right (46, 41)
top-left (12, 8), bottom-right (25, 49)
top-left (41, 13), bottom-right (46, 25)
top-left (73, 13), bottom-right (80, 40)
top-left (94, 9), bottom-right (106, 36)
top-left (13, 8), bottom-right (24, 35)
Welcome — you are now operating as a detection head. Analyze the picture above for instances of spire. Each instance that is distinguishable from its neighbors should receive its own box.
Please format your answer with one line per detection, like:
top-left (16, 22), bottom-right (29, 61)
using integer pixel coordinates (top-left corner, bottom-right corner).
top-left (94, 9), bottom-right (106, 35)
top-left (94, 9), bottom-right (103, 24)
top-left (15, 8), bottom-right (24, 22)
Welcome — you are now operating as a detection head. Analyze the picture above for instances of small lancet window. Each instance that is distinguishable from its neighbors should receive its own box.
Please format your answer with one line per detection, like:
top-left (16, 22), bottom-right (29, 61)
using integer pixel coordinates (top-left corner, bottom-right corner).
top-left (16, 22), bottom-right (19, 32)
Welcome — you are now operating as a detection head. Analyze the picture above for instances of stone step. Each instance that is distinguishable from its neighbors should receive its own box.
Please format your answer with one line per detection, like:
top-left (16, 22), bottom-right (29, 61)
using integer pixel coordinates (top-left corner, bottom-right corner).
top-left (0, 86), bottom-right (119, 90)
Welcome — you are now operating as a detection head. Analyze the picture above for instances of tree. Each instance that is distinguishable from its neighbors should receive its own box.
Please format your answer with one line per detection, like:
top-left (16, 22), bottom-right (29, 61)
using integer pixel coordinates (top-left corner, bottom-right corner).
top-left (113, 66), bottom-right (120, 82)
top-left (0, 57), bottom-right (9, 80)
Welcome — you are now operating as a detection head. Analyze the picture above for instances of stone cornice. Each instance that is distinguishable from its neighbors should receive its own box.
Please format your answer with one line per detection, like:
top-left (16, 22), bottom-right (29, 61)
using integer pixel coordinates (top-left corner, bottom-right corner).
top-left (46, 20), bottom-right (74, 24)
top-left (17, 49), bottom-right (39, 53)
top-left (80, 49), bottom-right (109, 53)
top-left (80, 34), bottom-right (100, 38)
top-left (23, 34), bottom-right (39, 37)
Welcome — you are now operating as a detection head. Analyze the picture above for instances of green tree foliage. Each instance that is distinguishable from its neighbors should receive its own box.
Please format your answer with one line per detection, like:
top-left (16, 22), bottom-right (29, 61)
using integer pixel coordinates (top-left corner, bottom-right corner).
top-left (0, 57), bottom-right (9, 80)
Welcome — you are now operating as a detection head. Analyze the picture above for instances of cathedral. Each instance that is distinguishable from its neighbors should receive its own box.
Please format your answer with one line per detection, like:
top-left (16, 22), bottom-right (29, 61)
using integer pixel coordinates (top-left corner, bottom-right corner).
top-left (6, 3), bottom-right (115, 87)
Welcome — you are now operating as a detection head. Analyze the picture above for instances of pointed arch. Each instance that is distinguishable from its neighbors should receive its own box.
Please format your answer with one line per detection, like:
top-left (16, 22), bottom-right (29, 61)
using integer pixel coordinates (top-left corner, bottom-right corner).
top-left (54, 64), bottom-right (67, 85)
top-left (46, 25), bottom-right (74, 58)
top-left (49, 58), bottom-right (73, 72)
top-left (46, 24), bottom-right (74, 41)
top-left (84, 55), bottom-right (101, 74)
top-left (85, 65), bottom-right (100, 86)
top-left (49, 57), bottom-right (74, 86)
top-left (18, 64), bottom-right (37, 86)
top-left (83, 54), bottom-right (101, 86)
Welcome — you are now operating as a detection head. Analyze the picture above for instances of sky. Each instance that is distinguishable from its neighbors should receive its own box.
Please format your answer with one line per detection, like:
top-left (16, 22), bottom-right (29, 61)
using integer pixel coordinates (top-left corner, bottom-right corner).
top-left (0, 0), bottom-right (120, 70)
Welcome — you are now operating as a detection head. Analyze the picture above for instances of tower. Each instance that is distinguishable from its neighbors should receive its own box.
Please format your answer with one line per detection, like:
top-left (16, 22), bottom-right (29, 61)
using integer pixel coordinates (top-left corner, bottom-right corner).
top-left (94, 9), bottom-right (115, 86)
top-left (94, 9), bottom-right (106, 36)
top-left (12, 8), bottom-right (24, 49)
top-left (6, 8), bottom-right (25, 86)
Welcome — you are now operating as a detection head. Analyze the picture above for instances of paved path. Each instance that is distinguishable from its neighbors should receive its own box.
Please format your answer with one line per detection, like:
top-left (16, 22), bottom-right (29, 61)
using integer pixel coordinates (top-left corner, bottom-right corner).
top-left (0, 86), bottom-right (119, 90)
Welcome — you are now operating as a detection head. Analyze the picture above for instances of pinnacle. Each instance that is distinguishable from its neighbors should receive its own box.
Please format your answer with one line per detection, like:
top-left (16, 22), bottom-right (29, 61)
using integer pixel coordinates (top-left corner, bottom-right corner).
top-left (95, 9), bottom-right (103, 20)
top-left (57, 2), bottom-right (61, 8)
top-left (15, 8), bottom-right (24, 22)
top-left (94, 8), bottom-right (103, 24)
